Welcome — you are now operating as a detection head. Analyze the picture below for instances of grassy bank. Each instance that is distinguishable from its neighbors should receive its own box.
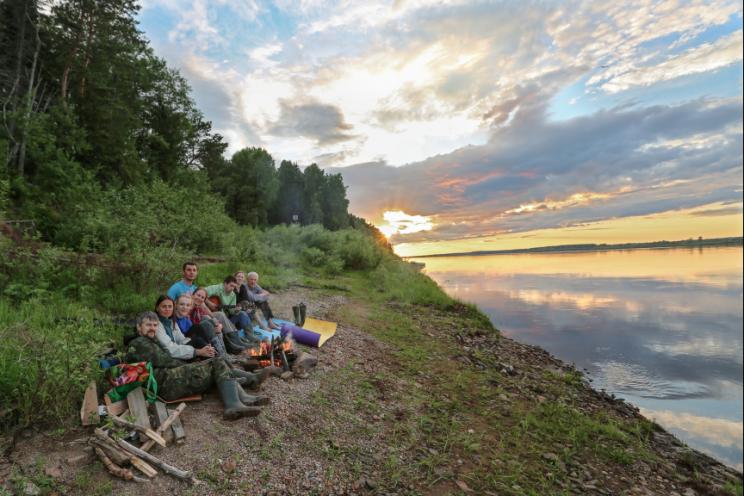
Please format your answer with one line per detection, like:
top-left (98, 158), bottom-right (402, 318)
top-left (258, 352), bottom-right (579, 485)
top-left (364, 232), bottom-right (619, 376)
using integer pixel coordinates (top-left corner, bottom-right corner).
top-left (2, 226), bottom-right (741, 495)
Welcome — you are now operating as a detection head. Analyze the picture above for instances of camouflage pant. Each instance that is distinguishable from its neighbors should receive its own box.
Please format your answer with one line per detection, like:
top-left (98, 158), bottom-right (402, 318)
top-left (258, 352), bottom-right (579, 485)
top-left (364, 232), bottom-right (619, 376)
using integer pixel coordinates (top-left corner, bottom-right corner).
top-left (154, 358), bottom-right (231, 401)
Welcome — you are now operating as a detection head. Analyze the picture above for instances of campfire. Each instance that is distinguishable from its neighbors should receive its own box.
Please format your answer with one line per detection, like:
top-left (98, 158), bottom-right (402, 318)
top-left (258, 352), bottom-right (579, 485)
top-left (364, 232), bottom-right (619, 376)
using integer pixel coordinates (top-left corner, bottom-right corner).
top-left (248, 336), bottom-right (296, 370)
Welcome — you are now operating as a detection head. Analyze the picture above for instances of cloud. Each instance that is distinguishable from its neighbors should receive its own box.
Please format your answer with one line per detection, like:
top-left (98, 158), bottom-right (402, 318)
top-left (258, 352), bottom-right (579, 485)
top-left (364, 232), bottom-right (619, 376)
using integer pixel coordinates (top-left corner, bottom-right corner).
top-left (332, 97), bottom-right (743, 239)
top-left (268, 99), bottom-right (358, 145)
top-left (601, 30), bottom-right (743, 93)
top-left (640, 408), bottom-right (743, 450)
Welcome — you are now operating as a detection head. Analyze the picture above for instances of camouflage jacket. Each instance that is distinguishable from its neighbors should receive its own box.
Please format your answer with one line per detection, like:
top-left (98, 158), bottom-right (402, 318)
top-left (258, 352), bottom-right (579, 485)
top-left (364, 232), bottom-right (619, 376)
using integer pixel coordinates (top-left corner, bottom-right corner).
top-left (126, 336), bottom-right (186, 369)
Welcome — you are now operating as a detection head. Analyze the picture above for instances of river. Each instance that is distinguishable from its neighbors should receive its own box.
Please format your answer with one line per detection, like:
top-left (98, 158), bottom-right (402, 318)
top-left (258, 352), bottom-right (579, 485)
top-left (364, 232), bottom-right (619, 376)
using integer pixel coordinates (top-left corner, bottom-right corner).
top-left (410, 247), bottom-right (743, 470)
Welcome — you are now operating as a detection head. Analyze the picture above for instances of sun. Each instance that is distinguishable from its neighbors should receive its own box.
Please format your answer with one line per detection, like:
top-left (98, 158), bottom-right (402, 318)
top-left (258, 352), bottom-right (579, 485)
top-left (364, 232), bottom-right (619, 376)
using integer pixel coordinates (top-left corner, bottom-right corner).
top-left (376, 211), bottom-right (434, 240)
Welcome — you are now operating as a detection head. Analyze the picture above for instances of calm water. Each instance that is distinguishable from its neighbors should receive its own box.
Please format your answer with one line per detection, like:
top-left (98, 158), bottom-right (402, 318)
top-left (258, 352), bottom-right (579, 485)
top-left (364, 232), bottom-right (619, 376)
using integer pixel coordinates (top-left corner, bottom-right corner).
top-left (411, 247), bottom-right (743, 470)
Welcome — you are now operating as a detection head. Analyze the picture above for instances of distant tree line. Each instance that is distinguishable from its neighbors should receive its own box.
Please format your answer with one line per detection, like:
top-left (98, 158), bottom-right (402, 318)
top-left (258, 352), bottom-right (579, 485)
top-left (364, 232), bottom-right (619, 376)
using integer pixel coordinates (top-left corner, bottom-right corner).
top-left (0, 0), bottom-right (358, 249)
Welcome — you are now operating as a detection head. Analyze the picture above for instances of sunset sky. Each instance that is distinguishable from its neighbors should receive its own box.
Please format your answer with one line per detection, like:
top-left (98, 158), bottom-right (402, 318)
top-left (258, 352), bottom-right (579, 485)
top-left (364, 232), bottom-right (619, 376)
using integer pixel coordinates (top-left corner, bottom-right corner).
top-left (138, 0), bottom-right (743, 256)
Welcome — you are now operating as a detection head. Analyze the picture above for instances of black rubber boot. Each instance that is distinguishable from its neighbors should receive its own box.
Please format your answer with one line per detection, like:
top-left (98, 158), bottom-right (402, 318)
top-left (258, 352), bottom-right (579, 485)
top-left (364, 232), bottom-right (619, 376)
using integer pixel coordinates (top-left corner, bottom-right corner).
top-left (237, 387), bottom-right (270, 406)
top-left (299, 303), bottom-right (306, 327)
top-left (292, 305), bottom-right (301, 325)
top-left (218, 379), bottom-right (261, 420)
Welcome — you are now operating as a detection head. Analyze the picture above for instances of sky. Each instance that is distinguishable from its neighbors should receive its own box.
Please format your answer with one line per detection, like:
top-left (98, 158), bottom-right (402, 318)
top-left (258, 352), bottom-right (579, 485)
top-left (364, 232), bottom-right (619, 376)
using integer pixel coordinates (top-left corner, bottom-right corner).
top-left (137, 0), bottom-right (743, 256)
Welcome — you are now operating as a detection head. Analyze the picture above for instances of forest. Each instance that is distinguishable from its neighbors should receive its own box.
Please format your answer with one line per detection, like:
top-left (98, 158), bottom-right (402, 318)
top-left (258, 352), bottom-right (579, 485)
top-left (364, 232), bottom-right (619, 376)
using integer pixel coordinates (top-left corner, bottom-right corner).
top-left (1, 0), bottom-right (368, 251)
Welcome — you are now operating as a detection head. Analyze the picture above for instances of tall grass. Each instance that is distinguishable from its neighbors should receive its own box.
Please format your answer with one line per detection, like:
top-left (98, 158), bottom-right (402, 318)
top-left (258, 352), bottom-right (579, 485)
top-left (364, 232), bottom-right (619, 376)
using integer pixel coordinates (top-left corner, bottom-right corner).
top-left (0, 223), bottom-right (395, 431)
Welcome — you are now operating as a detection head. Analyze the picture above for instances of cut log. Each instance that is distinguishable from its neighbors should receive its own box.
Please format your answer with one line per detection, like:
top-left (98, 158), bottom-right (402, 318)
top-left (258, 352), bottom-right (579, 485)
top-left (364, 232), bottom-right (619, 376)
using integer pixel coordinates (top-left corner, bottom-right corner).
top-left (126, 388), bottom-right (151, 431)
top-left (142, 403), bottom-right (186, 452)
top-left (152, 402), bottom-right (175, 444)
top-left (110, 416), bottom-right (166, 447)
top-left (130, 457), bottom-right (158, 478)
top-left (80, 381), bottom-right (99, 426)
top-left (104, 391), bottom-right (128, 417)
top-left (116, 438), bottom-right (192, 481)
top-left (169, 406), bottom-right (186, 444)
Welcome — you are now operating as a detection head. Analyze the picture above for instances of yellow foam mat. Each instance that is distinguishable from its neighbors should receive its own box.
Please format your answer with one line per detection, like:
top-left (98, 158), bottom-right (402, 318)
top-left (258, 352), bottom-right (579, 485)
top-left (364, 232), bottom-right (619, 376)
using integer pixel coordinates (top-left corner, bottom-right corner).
top-left (302, 317), bottom-right (338, 347)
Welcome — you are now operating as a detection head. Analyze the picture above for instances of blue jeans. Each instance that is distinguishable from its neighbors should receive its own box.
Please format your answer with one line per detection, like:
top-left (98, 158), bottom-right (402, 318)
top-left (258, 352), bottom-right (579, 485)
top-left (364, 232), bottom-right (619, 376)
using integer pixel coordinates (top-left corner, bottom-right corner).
top-left (229, 310), bottom-right (253, 332)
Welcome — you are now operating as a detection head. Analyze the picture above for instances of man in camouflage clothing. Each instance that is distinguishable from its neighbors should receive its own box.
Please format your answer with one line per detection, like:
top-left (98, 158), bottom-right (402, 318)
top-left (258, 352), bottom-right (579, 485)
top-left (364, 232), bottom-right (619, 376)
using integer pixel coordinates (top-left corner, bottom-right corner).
top-left (127, 311), bottom-right (268, 419)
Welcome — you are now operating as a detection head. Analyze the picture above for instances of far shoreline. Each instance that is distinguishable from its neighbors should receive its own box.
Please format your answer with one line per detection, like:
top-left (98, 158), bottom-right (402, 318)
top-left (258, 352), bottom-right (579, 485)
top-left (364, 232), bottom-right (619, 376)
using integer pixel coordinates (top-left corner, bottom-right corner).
top-left (404, 236), bottom-right (743, 259)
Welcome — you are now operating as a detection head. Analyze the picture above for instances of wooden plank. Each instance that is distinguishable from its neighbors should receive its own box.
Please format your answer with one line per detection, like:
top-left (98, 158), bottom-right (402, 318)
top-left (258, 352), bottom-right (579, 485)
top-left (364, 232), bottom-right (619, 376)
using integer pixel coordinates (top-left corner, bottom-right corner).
top-left (80, 381), bottom-right (100, 426)
top-left (153, 402), bottom-right (175, 444)
top-left (104, 391), bottom-right (128, 417)
top-left (110, 416), bottom-right (166, 447)
top-left (126, 387), bottom-right (151, 431)
top-left (168, 407), bottom-right (186, 444)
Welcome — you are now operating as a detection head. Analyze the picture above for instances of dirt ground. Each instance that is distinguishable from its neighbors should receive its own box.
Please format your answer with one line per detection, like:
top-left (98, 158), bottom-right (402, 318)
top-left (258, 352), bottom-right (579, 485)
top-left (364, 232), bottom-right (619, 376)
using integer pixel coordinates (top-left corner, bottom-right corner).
top-left (1, 287), bottom-right (742, 495)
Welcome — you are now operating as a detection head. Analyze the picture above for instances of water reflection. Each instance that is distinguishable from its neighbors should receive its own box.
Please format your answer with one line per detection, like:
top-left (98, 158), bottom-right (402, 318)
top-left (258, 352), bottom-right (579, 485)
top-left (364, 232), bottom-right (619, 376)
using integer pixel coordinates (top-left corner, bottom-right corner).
top-left (413, 247), bottom-right (743, 470)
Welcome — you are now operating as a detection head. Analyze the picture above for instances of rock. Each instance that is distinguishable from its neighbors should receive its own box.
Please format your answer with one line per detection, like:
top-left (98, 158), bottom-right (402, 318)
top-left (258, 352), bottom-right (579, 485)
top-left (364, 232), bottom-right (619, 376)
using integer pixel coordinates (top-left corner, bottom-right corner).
top-left (364, 479), bottom-right (376, 490)
top-left (221, 458), bottom-right (236, 474)
top-left (65, 452), bottom-right (92, 467)
top-left (455, 480), bottom-right (474, 493)
top-left (44, 464), bottom-right (63, 479)
top-left (683, 489), bottom-right (696, 496)
top-left (22, 481), bottom-right (41, 496)
top-left (542, 453), bottom-right (560, 462)
top-left (281, 371), bottom-right (294, 381)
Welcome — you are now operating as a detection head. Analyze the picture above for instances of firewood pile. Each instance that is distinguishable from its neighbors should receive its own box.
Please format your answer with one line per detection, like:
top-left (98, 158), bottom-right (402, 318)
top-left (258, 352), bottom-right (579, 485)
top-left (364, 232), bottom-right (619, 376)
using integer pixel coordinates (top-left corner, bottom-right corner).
top-left (80, 383), bottom-right (197, 484)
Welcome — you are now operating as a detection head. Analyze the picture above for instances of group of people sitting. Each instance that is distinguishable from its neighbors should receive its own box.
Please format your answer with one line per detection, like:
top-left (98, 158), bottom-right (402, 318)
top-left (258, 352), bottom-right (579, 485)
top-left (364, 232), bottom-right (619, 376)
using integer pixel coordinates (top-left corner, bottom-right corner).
top-left (126, 262), bottom-right (291, 420)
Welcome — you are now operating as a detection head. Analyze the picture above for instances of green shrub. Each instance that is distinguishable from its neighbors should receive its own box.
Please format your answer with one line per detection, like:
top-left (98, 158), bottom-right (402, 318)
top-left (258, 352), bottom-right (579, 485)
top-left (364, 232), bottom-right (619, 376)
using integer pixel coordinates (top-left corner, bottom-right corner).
top-left (0, 298), bottom-right (121, 430)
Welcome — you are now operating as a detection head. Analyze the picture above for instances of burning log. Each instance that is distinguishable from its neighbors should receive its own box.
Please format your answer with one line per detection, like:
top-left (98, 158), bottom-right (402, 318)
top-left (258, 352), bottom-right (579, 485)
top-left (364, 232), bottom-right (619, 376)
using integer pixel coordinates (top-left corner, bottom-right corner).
top-left (248, 335), bottom-right (297, 369)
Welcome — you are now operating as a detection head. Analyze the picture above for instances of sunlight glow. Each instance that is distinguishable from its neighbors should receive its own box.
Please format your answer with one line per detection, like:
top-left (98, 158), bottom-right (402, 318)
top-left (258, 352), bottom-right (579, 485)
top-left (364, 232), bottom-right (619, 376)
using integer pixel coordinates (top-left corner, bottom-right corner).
top-left (377, 210), bottom-right (434, 239)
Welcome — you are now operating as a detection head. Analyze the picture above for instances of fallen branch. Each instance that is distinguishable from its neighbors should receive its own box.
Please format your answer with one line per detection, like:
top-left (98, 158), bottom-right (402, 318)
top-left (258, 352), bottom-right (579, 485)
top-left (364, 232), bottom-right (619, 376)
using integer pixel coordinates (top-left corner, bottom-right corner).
top-left (116, 438), bottom-right (192, 481)
top-left (93, 428), bottom-right (158, 478)
top-left (90, 438), bottom-right (130, 466)
top-left (94, 446), bottom-right (147, 482)
top-left (142, 402), bottom-right (186, 452)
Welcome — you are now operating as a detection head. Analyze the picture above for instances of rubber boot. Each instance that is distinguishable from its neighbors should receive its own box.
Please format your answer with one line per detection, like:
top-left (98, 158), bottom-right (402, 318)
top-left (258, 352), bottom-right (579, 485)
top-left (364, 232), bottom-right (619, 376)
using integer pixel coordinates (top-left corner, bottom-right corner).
top-left (229, 368), bottom-right (261, 388)
top-left (218, 379), bottom-right (261, 420)
top-left (237, 387), bottom-right (270, 406)
top-left (299, 303), bottom-right (307, 327)
top-left (223, 331), bottom-right (248, 354)
top-left (292, 305), bottom-right (301, 325)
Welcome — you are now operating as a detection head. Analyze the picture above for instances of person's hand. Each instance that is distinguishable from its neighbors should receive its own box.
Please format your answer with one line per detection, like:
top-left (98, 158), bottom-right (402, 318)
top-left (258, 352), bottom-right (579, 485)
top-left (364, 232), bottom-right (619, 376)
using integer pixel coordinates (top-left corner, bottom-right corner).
top-left (214, 322), bottom-right (223, 334)
top-left (196, 345), bottom-right (216, 358)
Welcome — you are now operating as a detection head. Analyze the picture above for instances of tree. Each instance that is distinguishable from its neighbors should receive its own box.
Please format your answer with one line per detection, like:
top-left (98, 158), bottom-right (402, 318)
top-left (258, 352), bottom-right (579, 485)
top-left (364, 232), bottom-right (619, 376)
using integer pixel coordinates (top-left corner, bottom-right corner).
top-left (321, 173), bottom-right (349, 230)
top-left (213, 147), bottom-right (278, 226)
top-left (302, 163), bottom-right (324, 225)
top-left (271, 160), bottom-right (304, 225)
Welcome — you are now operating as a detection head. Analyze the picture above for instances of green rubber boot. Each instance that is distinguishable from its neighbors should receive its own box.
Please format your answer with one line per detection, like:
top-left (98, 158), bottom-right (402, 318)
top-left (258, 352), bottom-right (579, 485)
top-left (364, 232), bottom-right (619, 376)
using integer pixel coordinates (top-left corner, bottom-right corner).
top-left (299, 303), bottom-right (306, 327)
top-left (292, 305), bottom-right (301, 325)
top-left (229, 368), bottom-right (261, 388)
top-left (218, 379), bottom-right (261, 420)
top-left (237, 387), bottom-right (270, 406)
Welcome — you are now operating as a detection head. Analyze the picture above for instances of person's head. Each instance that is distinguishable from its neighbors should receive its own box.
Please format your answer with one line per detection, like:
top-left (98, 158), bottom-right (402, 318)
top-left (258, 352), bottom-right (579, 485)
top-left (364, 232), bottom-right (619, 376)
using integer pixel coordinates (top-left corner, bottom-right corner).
top-left (175, 293), bottom-right (193, 317)
top-left (182, 262), bottom-right (198, 283)
top-left (136, 311), bottom-right (159, 338)
top-left (223, 275), bottom-right (238, 293)
top-left (246, 271), bottom-right (259, 288)
top-left (234, 271), bottom-right (245, 286)
top-left (155, 295), bottom-right (175, 318)
top-left (192, 287), bottom-right (207, 306)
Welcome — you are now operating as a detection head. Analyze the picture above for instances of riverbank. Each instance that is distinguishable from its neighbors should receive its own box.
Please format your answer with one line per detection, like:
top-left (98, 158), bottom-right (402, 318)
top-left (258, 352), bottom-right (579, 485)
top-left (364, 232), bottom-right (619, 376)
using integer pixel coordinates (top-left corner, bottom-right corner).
top-left (2, 269), bottom-right (741, 495)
